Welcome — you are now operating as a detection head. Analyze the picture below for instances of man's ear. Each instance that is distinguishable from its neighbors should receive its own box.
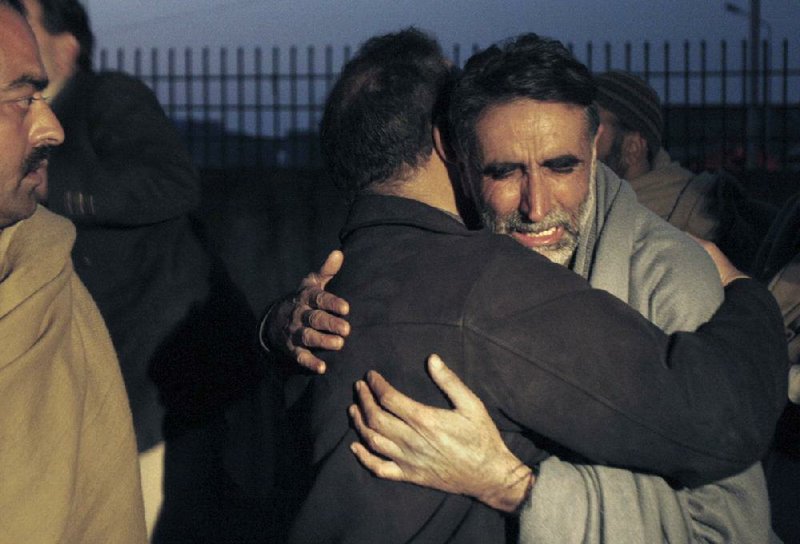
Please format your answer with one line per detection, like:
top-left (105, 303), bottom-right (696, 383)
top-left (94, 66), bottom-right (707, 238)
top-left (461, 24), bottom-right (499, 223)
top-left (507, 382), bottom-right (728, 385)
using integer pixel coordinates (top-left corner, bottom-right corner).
top-left (622, 131), bottom-right (648, 165)
top-left (619, 131), bottom-right (651, 179)
top-left (595, 123), bottom-right (605, 142)
top-left (433, 125), bottom-right (456, 164)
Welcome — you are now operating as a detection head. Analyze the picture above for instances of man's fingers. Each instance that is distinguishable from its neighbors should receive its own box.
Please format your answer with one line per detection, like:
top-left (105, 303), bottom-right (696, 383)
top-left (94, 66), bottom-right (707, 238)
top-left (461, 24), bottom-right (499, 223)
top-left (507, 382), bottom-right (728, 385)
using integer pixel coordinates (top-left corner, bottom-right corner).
top-left (312, 290), bottom-right (351, 318)
top-left (349, 403), bottom-right (404, 459)
top-left (298, 327), bottom-right (345, 351)
top-left (789, 364), bottom-right (800, 404)
top-left (356, 380), bottom-right (405, 434)
top-left (294, 349), bottom-right (327, 374)
top-left (365, 371), bottom-right (433, 424)
top-left (355, 379), bottom-right (430, 452)
top-left (427, 354), bottom-right (484, 414)
top-left (689, 235), bottom-right (748, 286)
top-left (317, 250), bottom-right (345, 284)
top-left (349, 442), bottom-right (405, 481)
top-left (304, 307), bottom-right (351, 336)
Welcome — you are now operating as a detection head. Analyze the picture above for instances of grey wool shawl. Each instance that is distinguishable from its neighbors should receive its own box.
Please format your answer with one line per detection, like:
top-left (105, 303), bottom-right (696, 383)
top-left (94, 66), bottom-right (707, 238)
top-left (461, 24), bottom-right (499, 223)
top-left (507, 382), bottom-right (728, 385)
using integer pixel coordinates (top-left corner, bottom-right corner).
top-left (520, 163), bottom-right (771, 543)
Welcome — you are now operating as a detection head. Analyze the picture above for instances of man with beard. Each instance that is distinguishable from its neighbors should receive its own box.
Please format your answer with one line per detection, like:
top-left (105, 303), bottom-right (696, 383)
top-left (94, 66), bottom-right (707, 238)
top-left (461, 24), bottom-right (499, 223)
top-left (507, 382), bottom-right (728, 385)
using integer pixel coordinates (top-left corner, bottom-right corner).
top-left (267, 30), bottom-right (787, 543)
top-left (269, 34), bottom-right (782, 542)
top-left (0, 1), bottom-right (146, 540)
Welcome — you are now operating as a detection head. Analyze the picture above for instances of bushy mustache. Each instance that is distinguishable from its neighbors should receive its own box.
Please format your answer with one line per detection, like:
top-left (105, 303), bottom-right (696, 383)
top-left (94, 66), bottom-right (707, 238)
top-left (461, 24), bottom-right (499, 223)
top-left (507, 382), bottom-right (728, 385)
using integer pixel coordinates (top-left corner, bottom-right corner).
top-left (493, 209), bottom-right (579, 236)
top-left (21, 146), bottom-right (52, 177)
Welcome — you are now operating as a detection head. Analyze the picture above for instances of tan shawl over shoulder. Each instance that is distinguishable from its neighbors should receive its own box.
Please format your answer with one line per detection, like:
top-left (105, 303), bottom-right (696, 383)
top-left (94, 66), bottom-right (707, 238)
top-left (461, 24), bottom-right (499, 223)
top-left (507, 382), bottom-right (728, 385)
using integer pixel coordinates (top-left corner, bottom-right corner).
top-left (0, 206), bottom-right (145, 543)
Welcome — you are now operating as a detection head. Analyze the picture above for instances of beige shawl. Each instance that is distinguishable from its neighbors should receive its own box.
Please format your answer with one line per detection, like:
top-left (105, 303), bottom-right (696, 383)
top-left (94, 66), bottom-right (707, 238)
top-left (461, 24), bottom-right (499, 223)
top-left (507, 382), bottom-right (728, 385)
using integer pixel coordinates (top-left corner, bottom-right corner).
top-left (0, 206), bottom-right (146, 543)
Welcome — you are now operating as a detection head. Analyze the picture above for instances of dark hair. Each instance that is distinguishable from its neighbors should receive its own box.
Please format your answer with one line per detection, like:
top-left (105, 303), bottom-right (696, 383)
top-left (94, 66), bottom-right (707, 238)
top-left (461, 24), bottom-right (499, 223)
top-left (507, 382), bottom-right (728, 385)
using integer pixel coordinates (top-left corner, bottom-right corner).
top-left (0, 0), bottom-right (25, 15)
top-left (37, 0), bottom-right (94, 72)
top-left (320, 28), bottom-right (455, 198)
top-left (449, 33), bottom-right (599, 175)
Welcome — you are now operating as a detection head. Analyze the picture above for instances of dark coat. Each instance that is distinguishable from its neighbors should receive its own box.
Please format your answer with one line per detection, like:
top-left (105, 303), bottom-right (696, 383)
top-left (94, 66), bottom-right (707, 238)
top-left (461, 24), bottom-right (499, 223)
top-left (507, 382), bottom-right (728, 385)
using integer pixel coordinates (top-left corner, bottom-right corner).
top-left (282, 194), bottom-right (787, 543)
top-left (47, 70), bottom-right (261, 451)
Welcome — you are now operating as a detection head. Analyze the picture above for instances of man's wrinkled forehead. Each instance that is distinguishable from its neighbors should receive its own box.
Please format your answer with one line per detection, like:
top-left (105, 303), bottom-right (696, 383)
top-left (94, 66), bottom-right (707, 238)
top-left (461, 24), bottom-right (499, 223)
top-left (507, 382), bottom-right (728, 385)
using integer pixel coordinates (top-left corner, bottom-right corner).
top-left (0, 5), bottom-right (47, 91)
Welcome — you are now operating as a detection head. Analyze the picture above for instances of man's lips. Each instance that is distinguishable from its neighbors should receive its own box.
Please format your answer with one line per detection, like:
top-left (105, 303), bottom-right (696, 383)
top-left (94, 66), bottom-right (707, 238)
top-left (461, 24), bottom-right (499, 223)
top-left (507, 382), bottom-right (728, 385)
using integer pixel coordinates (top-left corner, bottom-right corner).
top-left (511, 225), bottom-right (565, 249)
top-left (24, 160), bottom-right (48, 185)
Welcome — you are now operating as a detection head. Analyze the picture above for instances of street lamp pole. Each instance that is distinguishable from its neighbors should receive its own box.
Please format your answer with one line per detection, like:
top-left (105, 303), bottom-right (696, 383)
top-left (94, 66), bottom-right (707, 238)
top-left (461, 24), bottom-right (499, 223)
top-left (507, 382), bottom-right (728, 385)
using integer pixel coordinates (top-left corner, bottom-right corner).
top-left (724, 0), bottom-right (765, 167)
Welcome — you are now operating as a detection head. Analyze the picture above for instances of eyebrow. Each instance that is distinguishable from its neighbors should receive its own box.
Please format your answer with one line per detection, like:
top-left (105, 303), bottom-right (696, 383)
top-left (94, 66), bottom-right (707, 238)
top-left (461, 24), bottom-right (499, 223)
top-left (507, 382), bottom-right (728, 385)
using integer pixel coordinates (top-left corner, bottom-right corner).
top-left (2, 74), bottom-right (49, 93)
top-left (481, 161), bottom-right (523, 175)
top-left (542, 154), bottom-right (582, 169)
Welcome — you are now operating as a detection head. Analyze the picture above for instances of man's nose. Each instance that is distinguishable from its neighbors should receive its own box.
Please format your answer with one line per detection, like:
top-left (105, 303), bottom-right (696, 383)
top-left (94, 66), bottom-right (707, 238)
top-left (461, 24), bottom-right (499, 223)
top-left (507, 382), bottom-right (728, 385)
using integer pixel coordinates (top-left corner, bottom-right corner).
top-left (520, 173), bottom-right (552, 223)
top-left (29, 100), bottom-right (65, 147)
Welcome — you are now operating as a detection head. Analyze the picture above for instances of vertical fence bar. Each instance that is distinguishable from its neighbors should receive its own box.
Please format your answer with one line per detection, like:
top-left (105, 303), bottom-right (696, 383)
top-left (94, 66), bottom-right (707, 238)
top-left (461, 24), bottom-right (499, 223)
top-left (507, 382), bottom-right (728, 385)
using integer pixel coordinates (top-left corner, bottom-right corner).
top-left (700, 40), bottom-right (707, 165)
top-left (624, 42), bottom-right (631, 71)
top-left (237, 48), bottom-right (246, 167)
top-left (321, 45), bottom-right (335, 177)
top-left (452, 43), bottom-right (461, 67)
top-left (721, 41), bottom-right (729, 168)
top-left (324, 46), bottom-right (334, 101)
top-left (99, 49), bottom-right (108, 71)
top-left (643, 42), bottom-right (650, 81)
top-left (185, 48), bottom-right (194, 164)
top-left (289, 46), bottom-right (298, 167)
top-left (167, 49), bottom-right (176, 122)
top-left (741, 40), bottom-right (748, 165)
top-left (272, 47), bottom-right (281, 166)
top-left (761, 40), bottom-right (769, 165)
top-left (220, 48), bottom-right (228, 169)
top-left (586, 42), bottom-right (593, 72)
top-left (663, 42), bottom-right (670, 142)
top-left (150, 49), bottom-right (159, 99)
top-left (134, 49), bottom-right (142, 78)
top-left (781, 40), bottom-right (789, 168)
top-left (308, 46), bottom-right (317, 166)
top-left (683, 41), bottom-right (691, 165)
top-left (116, 48), bottom-right (124, 71)
top-left (604, 42), bottom-right (611, 71)
top-left (255, 47), bottom-right (264, 169)
top-left (202, 48), bottom-right (210, 168)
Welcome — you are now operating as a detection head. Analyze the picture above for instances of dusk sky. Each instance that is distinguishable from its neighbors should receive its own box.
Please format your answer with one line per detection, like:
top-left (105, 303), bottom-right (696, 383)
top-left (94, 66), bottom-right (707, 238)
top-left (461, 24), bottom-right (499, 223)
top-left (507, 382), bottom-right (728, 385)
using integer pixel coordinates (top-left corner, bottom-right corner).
top-left (87, 0), bottom-right (799, 53)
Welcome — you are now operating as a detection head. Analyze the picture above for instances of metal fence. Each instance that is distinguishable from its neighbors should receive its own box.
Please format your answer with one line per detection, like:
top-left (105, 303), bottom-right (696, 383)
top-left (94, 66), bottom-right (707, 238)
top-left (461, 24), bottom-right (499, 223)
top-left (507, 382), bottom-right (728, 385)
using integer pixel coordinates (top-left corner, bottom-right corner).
top-left (97, 39), bottom-right (800, 173)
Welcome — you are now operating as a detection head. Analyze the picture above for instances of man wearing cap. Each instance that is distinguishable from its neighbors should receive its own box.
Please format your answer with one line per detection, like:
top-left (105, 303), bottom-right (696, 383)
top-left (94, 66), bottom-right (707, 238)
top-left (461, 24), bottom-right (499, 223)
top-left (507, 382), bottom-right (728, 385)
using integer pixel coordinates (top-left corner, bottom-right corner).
top-left (594, 70), bottom-right (773, 270)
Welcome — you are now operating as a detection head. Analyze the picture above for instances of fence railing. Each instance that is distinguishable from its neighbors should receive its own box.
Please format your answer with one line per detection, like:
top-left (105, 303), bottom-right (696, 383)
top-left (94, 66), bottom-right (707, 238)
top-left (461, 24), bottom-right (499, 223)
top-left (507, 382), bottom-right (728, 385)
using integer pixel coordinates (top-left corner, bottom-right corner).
top-left (97, 39), bottom-right (800, 173)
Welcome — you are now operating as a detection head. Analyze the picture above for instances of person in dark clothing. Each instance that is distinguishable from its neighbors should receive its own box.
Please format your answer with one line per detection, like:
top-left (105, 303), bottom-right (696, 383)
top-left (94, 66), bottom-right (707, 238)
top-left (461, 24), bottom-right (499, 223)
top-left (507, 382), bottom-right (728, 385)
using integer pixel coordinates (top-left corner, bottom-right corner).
top-left (20, 0), bottom-right (267, 538)
top-left (751, 192), bottom-right (800, 544)
top-left (275, 28), bottom-right (787, 543)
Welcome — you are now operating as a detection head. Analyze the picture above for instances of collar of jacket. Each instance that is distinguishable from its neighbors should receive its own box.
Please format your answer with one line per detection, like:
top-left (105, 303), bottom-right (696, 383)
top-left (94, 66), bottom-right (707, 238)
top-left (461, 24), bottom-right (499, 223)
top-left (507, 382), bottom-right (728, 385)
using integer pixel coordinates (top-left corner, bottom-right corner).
top-left (340, 193), bottom-right (480, 244)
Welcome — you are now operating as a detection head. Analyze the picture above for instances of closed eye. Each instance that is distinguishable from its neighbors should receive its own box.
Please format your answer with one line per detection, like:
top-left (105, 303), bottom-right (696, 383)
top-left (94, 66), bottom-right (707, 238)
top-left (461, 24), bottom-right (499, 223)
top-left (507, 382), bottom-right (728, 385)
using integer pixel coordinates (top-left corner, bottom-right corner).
top-left (2, 93), bottom-right (47, 114)
top-left (543, 155), bottom-right (581, 174)
top-left (482, 162), bottom-right (521, 180)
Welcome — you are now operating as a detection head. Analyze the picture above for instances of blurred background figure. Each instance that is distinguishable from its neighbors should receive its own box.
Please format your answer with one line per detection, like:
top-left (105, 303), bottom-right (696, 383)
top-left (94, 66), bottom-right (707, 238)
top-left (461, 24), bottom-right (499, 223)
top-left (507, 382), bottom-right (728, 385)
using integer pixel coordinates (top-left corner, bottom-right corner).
top-left (20, 0), bottom-right (270, 540)
top-left (594, 70), bottom-right (775, 271)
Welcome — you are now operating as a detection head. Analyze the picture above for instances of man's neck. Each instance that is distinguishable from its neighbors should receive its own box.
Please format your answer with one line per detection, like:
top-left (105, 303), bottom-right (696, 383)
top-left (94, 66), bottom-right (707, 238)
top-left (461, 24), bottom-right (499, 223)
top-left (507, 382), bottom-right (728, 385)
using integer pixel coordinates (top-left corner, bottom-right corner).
top-left (371, 152), bottom-right (461, 218)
